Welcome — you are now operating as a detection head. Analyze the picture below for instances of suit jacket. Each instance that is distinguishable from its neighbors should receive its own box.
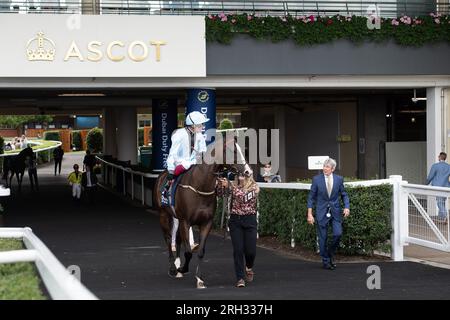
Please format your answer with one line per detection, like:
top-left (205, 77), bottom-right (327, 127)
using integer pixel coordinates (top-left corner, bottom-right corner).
top-left (307, 173), bottom-right (350, 226)
top-left (426, 161), bottom-right (450, 187)
top-left (81, 171), bottom-right (98, 188)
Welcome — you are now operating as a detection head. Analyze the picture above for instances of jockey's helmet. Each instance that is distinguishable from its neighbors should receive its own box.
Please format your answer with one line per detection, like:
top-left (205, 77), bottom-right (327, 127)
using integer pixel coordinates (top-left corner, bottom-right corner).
top-left (186, 111), bottom-right (209, 126)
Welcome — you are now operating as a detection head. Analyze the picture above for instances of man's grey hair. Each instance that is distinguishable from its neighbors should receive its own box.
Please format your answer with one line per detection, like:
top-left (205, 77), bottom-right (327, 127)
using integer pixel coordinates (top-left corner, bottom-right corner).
top-left (323, 158), bottom-right (337, 169)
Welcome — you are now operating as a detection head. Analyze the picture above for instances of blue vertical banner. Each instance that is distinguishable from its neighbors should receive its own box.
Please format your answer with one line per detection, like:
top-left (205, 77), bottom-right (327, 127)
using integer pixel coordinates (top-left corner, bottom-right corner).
top-left (186, 88), bottom-right (216, 144)
top-left (152, 99), bottom-right (178, 172)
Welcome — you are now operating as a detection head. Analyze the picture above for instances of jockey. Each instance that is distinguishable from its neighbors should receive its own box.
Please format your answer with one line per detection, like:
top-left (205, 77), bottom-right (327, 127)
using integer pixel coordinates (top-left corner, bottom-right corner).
top-left (165, 110), bottom-right (209, 185)
top-left (163, 110), bottom-right (209, 251)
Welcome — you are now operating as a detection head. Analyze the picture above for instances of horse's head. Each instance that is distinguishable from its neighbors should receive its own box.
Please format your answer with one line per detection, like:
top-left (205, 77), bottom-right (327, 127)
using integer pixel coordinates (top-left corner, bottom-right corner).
top-left (205, 138), bottom-right (252, 179)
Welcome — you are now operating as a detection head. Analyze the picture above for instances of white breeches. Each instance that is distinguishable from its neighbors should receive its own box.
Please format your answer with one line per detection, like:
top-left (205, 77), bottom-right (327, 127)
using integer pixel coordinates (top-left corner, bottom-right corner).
top-left (72, 183), bottom-right (81, 199)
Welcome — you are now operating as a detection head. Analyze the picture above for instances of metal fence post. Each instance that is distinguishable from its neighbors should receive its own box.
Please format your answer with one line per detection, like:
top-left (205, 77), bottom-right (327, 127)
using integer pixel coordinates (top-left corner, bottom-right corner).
top-left (390, 175), bottom-right (405, 261)
top-left (131, 171), bottom-right (134, 200)
top-left (123, 170), bottom-right (126, 196)
top-left (141, 176), bottom-right (145, 206)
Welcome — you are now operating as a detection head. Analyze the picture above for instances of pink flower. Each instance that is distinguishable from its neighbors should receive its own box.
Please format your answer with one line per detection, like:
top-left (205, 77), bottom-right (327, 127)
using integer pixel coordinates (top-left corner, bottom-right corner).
top-left (400, 16), bottom-right (411, 25)
top-left (219, 12), bottom-right (226, 19)
top-left (391, 19), bottom-right (399, 26)
top-left (207, 14), bottom-right (213, 20)
top-left (221, 16), bottom-right (228, 22)
top-left (435, 18), bottom-right (440, 24)
top-left (414, 19), bottom-right (422, 25)
top-left (247, 15), bottom-right (253, 21)
top-left (281, 17), bottom-right (287, 22)
top-left (309, 15), bottom-right (315, 22)
top-left (346, 16), bottom-right (352, 22)
top-left (231, 19), bottom-right (236, 24)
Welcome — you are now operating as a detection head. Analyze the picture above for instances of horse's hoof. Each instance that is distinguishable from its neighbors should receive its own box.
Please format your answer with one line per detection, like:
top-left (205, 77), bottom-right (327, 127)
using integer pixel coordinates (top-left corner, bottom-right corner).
top-left (176, 272), bottom-right (184, 278)
top-left (168, 270), bottom-right (178, 278)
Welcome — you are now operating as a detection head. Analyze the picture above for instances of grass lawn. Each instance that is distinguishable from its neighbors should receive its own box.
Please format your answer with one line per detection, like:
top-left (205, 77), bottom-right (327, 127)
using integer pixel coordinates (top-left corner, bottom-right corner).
top-left (0, 239), bottom-right (47, 300)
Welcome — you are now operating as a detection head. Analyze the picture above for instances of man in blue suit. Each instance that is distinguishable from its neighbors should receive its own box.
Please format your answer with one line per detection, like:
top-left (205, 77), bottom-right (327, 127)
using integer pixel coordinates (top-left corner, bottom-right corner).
top-left (307, 158), bottom-right (350, 270)
top-left (426, 152), bottom-right (450, 224)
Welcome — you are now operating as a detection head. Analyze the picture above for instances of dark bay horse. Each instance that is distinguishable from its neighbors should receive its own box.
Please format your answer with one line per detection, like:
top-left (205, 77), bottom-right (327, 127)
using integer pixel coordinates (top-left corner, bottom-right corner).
top-left (154, 141), bottom-right (249, 288)
top-left (2, 147), bottom-right (34, 191)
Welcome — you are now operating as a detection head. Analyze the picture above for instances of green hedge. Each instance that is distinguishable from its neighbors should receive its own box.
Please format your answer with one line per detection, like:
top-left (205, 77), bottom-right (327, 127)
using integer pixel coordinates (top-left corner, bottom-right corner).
top-left (206, 13), bottom-right (450, 47)
top-left (71, 130), bottom-right (82, 151)
top-left (86, 127), bottom-right (103, 153)
top-left (217, 184), bottom-right (392, 256)
top-left (43, 131), bottom-right (61, 141)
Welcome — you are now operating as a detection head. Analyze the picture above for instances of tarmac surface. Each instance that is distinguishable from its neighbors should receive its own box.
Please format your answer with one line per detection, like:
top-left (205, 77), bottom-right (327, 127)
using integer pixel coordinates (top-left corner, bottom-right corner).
top-left (3, 153), bottom-right (450, 300)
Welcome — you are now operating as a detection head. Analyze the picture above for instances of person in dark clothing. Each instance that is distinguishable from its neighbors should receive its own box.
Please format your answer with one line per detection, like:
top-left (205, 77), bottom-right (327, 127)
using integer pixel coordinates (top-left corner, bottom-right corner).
top-left (81, 166), bottom-right (98, 204)
top-left (27, 149), bottom-right (39, 192)
top-left (53, 146), bottom-right (64, 176)
top-left (83, 149), bottom-right (97, 172)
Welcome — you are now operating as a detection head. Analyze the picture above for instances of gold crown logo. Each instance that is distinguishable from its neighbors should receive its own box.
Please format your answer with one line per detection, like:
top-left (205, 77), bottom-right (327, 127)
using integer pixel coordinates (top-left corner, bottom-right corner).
top-left (26, 31), bottom-right (55, 61)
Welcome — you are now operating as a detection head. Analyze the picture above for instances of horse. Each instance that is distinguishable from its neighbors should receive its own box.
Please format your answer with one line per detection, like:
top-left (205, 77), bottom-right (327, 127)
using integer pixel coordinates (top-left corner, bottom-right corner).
top-left (154, 140), bottom-right (251, 288)
top-left (2, 147), bottom-right (34, 192)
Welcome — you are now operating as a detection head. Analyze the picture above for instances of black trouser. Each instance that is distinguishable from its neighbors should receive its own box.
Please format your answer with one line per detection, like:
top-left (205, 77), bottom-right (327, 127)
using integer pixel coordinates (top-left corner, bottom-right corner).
top-left (84, 186), bottom-right (96, 204)
top-left (228, 214), bottom-right (257, 281)
top-left (28, 168), bottom-right (39, 191)
top-left (54, 158), bottom-right (62, 175)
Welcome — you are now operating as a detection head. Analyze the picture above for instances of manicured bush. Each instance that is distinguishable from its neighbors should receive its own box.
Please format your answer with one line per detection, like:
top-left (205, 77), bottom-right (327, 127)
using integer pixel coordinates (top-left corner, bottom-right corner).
top-left (219, 118), bottom-right (234, 130)
top-left (86, 127), bottom-right (103, 153)
top-left (43, 131), bottom-right (60, 141)
top-left (216, 184), bottom-right (392, 256)
top-left (71, 130), bottom-right (82, 151)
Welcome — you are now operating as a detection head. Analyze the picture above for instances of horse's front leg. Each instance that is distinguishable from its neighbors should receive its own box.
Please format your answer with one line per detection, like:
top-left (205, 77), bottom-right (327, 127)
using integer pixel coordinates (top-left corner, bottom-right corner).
top-left (178, 219), bottom-right (193, 275)
top-left (195, 220), bottom-right (213, 289)
top-left (159, 211), bottom-right (178, 278)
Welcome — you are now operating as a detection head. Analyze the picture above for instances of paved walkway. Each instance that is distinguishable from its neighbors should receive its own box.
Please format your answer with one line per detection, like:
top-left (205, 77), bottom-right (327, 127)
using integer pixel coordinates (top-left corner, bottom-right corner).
top-left (3, 153), bottom-right (450, 299)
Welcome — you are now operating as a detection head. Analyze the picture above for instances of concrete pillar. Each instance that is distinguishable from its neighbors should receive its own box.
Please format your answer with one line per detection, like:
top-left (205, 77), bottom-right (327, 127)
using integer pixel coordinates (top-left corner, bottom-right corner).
top-left (186, 89), bottom-right (216, 144)
top-left (427, 87), bottom-right (444, 172)
top-left (102, 107), bottom-right (117, 157)
top-left (274, 106), bottom-right (286, 181)
top-left (115, 107), bottom-right (137, 164)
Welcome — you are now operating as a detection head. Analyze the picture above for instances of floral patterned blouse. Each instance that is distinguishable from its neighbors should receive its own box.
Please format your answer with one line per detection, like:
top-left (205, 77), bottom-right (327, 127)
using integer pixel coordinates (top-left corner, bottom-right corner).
top-left (217, 184), bottom-right (258, 216)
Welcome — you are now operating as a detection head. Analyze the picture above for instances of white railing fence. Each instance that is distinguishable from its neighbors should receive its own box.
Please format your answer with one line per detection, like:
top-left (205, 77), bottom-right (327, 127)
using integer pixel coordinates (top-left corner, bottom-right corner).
top-left (258, 175), bottom-right (450, 261)
top-left (0, 227), bottom-right (97, 300)
top-left (96, 156), bottom-right (158, 206)
top-left (402, 184), bottom-right (450, 252)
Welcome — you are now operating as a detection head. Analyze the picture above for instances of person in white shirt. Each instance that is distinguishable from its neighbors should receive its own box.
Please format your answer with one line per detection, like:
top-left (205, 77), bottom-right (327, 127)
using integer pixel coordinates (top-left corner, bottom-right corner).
top-left (163, 111), bottom-right (210, 251)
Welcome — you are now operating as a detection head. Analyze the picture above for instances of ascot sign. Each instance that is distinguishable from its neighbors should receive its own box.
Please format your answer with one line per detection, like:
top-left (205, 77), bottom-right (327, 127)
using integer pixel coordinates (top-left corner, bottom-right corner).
top-left (27, 31), bottom-right (167, 63)
top-left (0, 15), bottom-right (206, 77)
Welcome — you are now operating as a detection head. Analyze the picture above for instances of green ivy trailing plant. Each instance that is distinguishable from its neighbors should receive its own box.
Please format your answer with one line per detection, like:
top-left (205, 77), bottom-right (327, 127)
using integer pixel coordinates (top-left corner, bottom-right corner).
top-left (206, 12), bottom-right (450, 46)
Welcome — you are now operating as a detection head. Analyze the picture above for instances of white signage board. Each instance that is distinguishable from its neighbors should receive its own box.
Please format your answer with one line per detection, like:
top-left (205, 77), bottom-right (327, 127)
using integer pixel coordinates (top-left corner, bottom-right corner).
top-left (308, 156), bottom-right (329, 170)
top-left (0, 14), bottom-right (206, 77)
